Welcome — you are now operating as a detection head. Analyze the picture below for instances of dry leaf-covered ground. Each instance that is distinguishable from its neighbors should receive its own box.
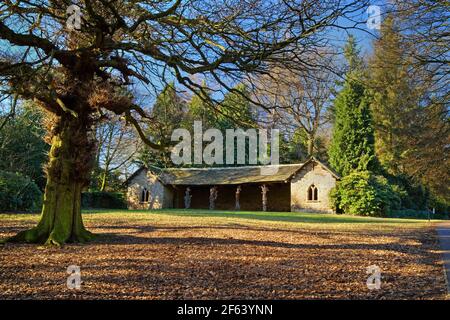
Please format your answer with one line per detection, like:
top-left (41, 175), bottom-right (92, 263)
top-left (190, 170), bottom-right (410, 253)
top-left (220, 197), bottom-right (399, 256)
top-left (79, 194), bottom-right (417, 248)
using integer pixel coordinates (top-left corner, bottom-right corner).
top-left (0, 210), bottom-right (448, 299)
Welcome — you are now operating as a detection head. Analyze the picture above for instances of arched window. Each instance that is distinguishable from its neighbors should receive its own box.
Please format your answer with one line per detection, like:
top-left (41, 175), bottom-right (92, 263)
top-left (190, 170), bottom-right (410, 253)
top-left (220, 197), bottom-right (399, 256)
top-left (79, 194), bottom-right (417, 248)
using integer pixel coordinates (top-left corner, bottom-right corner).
top-left (141, 187), bottom-right (149, 202)
top-left (307, 184), bottom-right (318, 201)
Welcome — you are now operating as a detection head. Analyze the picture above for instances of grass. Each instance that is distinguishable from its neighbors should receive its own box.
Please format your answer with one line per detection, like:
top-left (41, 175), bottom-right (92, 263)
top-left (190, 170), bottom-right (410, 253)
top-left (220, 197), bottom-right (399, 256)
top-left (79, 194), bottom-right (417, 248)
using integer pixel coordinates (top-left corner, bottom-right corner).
top-left (89, 208), bottom-right (439, 223)
top-left (2, 208), bottom-right (442, 226)
top-left (79, 208), bottom-right (440, 232)
top-left (0, 209), bottom-right (447, 299)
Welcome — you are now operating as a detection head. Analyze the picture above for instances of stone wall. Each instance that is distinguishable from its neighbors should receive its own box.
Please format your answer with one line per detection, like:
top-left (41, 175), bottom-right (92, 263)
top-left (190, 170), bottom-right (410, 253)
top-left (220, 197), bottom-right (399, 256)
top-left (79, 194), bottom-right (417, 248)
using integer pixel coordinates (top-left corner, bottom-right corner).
top-left (127, 168), bottom-right (173, 210)
top-left (290, 162), bottom-right (337, 213)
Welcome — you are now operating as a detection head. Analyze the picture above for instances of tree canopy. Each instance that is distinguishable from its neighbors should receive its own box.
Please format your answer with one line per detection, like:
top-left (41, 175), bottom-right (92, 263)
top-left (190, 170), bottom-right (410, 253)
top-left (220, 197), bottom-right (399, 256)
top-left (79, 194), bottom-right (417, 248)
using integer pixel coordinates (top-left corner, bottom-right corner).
top-left (0, 0), bottom-right (368, 244)
top-left (328, 37), bottom-right (376, 176)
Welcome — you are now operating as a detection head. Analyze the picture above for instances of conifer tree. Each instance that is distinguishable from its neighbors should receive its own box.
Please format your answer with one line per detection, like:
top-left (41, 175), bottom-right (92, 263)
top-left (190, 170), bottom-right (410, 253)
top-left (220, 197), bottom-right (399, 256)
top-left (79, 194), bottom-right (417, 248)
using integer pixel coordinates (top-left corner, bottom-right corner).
top-left (369, 15), bottom-right (420, 175)
top-left (139, 83), bottom-right (186, 167)
top-left (218, 84), bottom-right (256, 130)
top-left (186, 82), bottom-right (215, 129)
top-left (328, 36), bottom-right (376, 176)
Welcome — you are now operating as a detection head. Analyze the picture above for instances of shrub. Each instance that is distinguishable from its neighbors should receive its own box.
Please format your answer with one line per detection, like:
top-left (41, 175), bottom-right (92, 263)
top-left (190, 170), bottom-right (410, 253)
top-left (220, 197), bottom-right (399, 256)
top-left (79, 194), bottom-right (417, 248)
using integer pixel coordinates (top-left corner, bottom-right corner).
top-left (384, 173), bottom-right (429, 210)
top-left (0, 170), bottom-right (42, 212)
top-left (388, 209), bottom-right (448, 220)
top-left (330, 170), bottom-right (400, 217)
top-left (429, 195), bottom-right (450, 216)
top-left (81, 191), bottom-right (127, 209)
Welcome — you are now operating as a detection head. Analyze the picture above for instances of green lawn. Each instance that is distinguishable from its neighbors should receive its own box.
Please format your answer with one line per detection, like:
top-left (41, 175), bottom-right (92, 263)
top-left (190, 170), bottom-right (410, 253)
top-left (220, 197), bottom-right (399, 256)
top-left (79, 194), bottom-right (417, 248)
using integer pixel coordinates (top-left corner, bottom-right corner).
top-left (81, 208), bottom-right (439, 228)
top-left (0, 209), bottom-right (439, 235)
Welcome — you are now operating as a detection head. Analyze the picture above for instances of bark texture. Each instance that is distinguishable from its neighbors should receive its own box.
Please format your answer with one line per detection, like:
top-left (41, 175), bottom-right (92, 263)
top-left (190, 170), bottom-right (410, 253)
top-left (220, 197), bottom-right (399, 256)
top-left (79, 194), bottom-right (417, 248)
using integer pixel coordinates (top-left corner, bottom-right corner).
top-left (9, 113), bottom-right (95, 245)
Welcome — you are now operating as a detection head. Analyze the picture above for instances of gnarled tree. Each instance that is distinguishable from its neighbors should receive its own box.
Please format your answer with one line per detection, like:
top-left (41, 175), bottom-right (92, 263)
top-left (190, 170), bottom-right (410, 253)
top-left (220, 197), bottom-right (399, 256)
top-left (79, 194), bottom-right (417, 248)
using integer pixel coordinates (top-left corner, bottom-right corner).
top-left (0, 0), bottom-right (367, 245)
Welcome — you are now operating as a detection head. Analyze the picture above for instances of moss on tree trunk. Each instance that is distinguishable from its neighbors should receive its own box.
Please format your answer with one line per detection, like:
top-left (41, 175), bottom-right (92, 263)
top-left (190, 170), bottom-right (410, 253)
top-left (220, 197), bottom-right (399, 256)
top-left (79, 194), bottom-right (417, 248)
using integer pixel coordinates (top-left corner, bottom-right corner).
top-left (8, 114), bottom-right (95, 246)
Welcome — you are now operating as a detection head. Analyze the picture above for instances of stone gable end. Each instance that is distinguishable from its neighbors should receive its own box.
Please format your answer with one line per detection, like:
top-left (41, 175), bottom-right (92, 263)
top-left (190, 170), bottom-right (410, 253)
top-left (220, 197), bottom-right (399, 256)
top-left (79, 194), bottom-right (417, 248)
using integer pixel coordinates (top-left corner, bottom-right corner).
top-left (127, 168), bottom-right (173, 210)
top-left (290, 162), bottom-right (337, 213)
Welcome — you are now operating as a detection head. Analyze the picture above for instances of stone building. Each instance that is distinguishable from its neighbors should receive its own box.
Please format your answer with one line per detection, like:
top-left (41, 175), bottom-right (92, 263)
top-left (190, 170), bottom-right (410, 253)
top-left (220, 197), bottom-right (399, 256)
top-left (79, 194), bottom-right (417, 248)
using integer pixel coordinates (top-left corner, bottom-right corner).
top-left (125, 158), bottom-right (339, 213)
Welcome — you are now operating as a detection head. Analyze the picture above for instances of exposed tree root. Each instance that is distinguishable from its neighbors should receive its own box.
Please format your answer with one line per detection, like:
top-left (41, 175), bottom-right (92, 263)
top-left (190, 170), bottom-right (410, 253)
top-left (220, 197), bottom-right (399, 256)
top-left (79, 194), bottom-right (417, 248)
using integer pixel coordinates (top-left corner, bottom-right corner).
top-left (6, 226), bottom-right (95, 246)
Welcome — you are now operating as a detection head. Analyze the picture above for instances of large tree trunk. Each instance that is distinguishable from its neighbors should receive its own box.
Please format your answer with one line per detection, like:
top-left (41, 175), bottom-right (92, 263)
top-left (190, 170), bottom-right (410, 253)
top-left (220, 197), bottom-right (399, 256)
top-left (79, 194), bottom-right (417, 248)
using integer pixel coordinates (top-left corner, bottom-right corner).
top-left (9, 114), bottom-right (95, 245)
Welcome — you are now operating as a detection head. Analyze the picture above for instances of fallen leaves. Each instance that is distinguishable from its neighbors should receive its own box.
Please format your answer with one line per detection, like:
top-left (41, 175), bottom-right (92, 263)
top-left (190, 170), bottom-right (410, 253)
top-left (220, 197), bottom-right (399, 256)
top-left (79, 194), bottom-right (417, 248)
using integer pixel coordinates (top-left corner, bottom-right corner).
top-left (0, 212), bottom-right (447, 299)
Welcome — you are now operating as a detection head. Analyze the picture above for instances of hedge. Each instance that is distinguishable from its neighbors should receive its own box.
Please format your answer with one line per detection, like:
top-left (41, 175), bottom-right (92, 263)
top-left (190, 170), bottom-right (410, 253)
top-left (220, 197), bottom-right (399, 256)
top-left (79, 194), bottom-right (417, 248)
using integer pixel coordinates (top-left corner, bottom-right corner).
top-left (388, 209), bottom-right (448, 220)
top-left (81, 191), bottom-right (127, 209)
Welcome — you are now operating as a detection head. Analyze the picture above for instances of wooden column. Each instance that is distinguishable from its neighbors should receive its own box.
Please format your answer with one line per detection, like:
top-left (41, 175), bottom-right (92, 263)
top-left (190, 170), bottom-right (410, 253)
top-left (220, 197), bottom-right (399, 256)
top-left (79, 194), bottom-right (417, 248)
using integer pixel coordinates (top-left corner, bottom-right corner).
top-left (209, 186), bottom-right (218, 210)
top-left (261, 184), bottom-right (269, 212)
top-left (184, 187), bottom-right (192, 209)
top-left (235, 185), bottom-right (241, 210)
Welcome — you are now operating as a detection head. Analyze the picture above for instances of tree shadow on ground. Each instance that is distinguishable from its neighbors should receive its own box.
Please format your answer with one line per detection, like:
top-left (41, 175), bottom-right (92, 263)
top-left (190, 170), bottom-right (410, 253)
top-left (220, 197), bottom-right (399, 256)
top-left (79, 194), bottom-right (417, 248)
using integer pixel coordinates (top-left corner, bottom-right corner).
top-left (91, 233), bottom-right (440, 265)
top-left (87, 222), bottom-right (426, 243)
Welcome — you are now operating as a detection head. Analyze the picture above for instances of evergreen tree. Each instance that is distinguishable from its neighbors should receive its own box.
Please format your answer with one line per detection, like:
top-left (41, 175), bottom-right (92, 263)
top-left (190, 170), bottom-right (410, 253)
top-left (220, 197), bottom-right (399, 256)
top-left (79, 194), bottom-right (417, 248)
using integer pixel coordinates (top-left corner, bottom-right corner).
top-left (0, 102), bottom-right (48, 189)
top-left (186, 83), bottom-right (256, 132)
top-left (343, 35), bottom-right (363, 73)
top-left (219, 84), bottom-right (258, 166)
top-left (328, 37), bottom-right (376, 176)
top-left (218, 83), bottom-right (256, 130)
top-left (139, 83), bottom-right (187, 167)
top-left (368, 14), bottom-right (449, 208)
top-left (369, 15), bottom-right (421, 175)
top-left (186, 82), bottom-right (215, 129)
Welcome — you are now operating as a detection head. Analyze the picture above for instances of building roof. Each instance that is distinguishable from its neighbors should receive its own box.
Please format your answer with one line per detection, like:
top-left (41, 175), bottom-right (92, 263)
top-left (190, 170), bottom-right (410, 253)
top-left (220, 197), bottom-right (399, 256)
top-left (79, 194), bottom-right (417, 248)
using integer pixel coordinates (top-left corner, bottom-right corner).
top-left (157, 163), bottom-right (303, 185)
top-left (125, 158), bottom-right (339, 186)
